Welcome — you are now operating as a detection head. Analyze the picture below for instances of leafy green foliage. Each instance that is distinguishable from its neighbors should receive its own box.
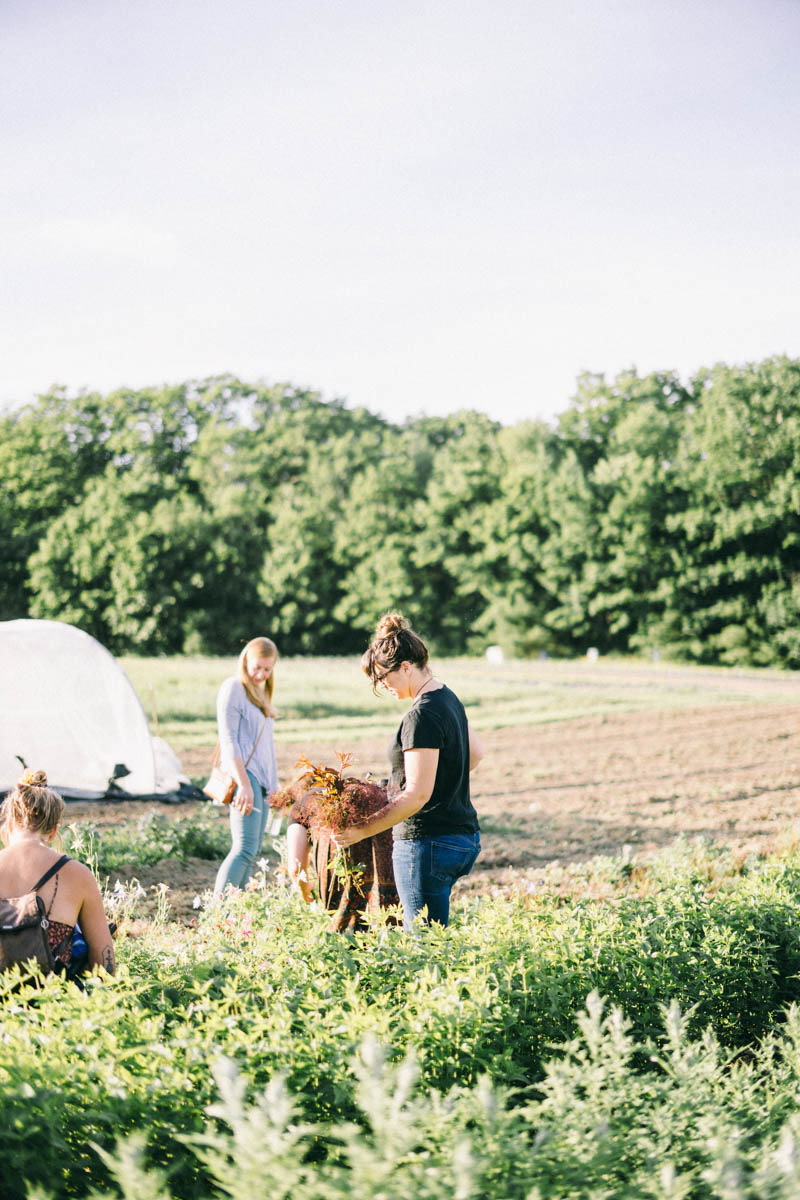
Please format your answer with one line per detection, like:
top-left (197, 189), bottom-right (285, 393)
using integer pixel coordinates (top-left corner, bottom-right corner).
top-left (61, 810), bottom-right (229, 875)
top-left (645, 358), bottom-right (800, 666)
top-left (5, 358), bottom-right (800, 664)
top-left (50, 1008), bottom-right (800, 1199)
top-left (6, 843), bottom-right (800, 1197)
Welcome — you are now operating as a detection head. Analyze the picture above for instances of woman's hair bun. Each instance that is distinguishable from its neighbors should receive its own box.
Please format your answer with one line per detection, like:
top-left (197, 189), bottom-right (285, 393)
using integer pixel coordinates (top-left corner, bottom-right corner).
top-left (19, 768), bottom-right (47, 788)
top-left (375, 611), bottom-right (408, 639)
top-left (364, 610), bottom-right (429, 678)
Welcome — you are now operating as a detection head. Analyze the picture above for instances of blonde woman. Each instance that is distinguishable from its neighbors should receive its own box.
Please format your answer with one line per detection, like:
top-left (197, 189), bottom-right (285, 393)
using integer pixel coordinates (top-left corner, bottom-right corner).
top-left (213, 636), bottom-right (279, 894)
top-left (0, 769), bottom-right (115, 974)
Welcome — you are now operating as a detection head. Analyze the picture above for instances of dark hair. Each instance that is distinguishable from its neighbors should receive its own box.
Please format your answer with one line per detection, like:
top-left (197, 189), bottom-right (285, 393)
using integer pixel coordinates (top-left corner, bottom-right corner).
top-left (362, 612), bottom-right (429, 685)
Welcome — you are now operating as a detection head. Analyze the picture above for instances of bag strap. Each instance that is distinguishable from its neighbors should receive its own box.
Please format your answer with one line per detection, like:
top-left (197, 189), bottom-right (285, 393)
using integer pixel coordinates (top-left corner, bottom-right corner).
top-left (245, 719), bottom-right (266, 767)
top-left (211, 716), bottom-right (267, 770)
top-left (31, 854), bottom-right (71, 894)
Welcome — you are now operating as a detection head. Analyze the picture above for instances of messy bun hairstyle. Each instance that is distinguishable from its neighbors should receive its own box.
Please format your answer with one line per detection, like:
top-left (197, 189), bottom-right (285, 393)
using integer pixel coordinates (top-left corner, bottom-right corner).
top-left (1, 769), bottom-right (65, 840)
top-left (362, 611), bottom-right (429, 686)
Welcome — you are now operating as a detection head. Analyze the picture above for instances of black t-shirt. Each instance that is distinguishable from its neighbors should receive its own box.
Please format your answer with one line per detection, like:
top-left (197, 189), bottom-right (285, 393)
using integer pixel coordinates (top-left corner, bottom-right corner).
top-left (390, 683), bottom-right (480, 840)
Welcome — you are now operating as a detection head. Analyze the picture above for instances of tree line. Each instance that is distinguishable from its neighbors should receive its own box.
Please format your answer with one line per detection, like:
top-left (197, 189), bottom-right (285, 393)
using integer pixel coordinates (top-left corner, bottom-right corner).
top-left (2, 356), bottom-right (799, 666)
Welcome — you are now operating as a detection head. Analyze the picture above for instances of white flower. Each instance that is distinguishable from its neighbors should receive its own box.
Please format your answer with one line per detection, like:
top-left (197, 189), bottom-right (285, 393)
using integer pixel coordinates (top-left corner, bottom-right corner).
top-left (192, 895), bottom-right (202, 909)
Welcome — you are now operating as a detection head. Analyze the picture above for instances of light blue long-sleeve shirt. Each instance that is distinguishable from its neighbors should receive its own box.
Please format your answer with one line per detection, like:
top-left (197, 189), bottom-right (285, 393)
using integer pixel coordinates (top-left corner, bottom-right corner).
top-left (216, 677), bottom-right (278, 794)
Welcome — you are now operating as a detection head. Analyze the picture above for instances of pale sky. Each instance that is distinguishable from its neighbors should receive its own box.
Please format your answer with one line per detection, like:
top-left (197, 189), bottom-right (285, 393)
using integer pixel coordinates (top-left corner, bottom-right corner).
top-left (2, 0), bottom-right (799, 425)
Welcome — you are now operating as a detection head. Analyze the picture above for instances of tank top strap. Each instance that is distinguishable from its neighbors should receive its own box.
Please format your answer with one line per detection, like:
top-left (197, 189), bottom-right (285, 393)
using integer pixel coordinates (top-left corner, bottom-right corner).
top-left (30, 854), bottom-right (71, 894)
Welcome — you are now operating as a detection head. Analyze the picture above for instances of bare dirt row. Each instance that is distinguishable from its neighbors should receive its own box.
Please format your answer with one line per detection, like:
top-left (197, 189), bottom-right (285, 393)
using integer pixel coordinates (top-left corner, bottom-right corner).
top-left (67, 702), bottom-right (800, 919)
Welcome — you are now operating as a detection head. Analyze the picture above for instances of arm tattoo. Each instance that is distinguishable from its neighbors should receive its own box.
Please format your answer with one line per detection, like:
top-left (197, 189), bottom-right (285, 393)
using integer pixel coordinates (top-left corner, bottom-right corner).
top-left (101, 945), bottom-right (115, 975)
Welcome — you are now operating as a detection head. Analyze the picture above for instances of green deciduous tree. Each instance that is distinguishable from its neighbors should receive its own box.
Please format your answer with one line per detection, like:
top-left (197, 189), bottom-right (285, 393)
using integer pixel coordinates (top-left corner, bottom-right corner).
top-left (28, 464), bottom-right (264, 655)
top-left (650, 357), bottom-right (800, 665)
top-left (332, 428), bottom-right (438, 641)
top-left (410, 411), bottom-right (503, 653)
top-left (0, 390), bottom-right (114, 619)
top-left (7, 358), bottom-right (800, 665)
top-left (471, 421), bottom-right (559, 655)
top-left (539, 370), bottom-right (691, 654)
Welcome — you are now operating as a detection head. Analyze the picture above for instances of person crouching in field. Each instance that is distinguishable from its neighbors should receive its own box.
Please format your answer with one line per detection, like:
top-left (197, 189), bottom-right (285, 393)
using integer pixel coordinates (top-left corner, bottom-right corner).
top-left (276, 769), bottom-right (400, 933)
top-left (213, 637), bottom-right (279, 895)
top-left (0, 769), bottom-right (115, 976)
top-left (332, 612), bottom-right (483, 930)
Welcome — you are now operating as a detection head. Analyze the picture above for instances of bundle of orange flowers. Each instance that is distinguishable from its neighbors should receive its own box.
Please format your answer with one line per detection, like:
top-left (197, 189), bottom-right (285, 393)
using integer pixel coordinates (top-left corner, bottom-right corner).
top-left (270, 751), bottom-right (387, 832)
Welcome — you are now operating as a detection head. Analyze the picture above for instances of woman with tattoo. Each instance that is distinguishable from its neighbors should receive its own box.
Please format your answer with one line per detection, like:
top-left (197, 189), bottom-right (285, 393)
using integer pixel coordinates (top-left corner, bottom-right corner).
top-left (0, 769), bottom-right (115, 975)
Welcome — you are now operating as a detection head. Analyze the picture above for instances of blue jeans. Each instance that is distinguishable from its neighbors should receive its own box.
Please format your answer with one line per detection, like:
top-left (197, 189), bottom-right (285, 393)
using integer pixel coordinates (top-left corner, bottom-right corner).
top-left (214, 771), bottom-right (269, 893)
top-left (392, 832), bottom-right (481, 929)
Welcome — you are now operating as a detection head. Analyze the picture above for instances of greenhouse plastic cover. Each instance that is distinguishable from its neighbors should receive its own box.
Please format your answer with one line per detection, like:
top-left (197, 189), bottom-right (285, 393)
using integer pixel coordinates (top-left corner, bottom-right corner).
top-left (0, 619), bottom-right (190, 799)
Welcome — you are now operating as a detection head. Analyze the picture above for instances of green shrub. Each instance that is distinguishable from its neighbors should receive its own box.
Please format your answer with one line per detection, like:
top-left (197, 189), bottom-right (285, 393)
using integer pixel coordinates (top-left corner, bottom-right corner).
top-left (7, 842), bottom-right (800, 1198)
top-left (62, 810), bottom-right (229, 876)
top-left (48, 1001), bottom-right (800, 1200)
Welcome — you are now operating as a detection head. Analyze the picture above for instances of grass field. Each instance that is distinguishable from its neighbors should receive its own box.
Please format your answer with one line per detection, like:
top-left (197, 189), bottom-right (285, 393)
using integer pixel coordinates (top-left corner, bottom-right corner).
top-left (120, 653), bottom-right (800, 751)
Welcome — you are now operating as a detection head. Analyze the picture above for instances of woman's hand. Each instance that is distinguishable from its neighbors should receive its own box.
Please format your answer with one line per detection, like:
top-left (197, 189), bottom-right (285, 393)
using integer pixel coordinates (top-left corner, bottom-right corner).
top-left (287, 823), bottom-right (313, 902)
top-left (468, 722), bottom-right (484, 771)
top-left (232, 780), bottom-right (254, 814)
top-left (332, 750), bottom-right (438, 848)
top-left (331, 825), bottom-right (367, 850)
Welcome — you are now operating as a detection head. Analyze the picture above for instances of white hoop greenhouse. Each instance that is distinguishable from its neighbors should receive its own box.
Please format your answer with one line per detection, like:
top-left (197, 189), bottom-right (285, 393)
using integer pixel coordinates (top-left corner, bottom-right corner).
top-left (0, 619), bottom-right (189, 800)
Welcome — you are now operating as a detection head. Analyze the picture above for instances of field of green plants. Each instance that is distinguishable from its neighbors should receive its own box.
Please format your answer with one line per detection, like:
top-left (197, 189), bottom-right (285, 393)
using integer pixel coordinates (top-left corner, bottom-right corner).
top-left (5, 658), bottom-right (800, 1200)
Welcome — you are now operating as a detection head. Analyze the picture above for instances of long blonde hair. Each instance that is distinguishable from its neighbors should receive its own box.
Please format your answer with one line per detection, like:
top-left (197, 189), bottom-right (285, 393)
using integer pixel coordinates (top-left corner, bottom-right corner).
top-left (238, 636), bottom-right (278, 718)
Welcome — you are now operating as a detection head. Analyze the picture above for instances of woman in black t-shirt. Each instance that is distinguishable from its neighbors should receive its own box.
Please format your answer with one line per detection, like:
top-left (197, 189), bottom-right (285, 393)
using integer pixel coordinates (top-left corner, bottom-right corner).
top-left (332, 612), bottom-right (483, 928)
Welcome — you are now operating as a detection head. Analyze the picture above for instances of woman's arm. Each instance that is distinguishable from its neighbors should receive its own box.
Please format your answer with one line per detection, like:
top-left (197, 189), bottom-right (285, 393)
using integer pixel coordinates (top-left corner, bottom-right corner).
top-left (333, 748), bottom-right (439, 848)
top-left (287, 822), bottom-right (313, 902)
top-left (77, 866), bottom-right (115, 975)
top-left (230, 755), bottom-right (254, 814)
top-left (468, 722), bottom-right (484, 771)
top-left (217, 681), bottom-right (255, 813)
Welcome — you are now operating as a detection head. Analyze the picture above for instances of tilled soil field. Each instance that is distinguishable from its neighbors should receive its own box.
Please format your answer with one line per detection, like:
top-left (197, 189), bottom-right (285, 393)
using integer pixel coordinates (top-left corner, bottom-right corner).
top-left (65, 701), bottom-right (800, 920)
